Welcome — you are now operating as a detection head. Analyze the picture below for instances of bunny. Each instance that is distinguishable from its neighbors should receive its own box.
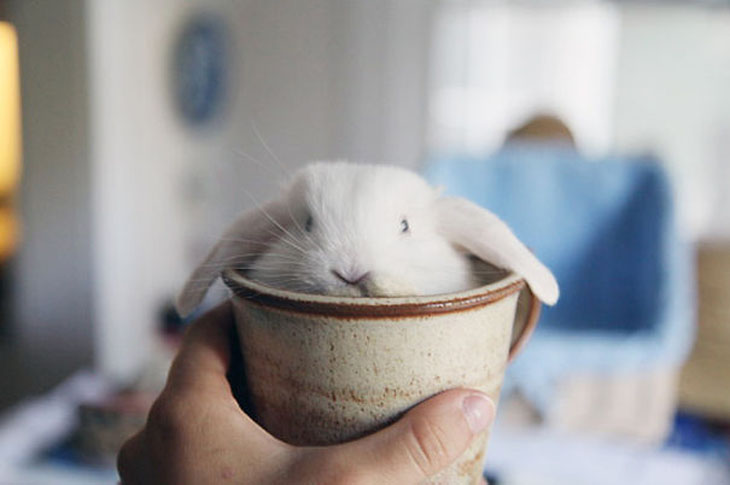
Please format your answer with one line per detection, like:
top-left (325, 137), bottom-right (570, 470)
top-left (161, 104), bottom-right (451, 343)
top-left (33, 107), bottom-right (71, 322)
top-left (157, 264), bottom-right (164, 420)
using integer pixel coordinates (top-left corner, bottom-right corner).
top-left (176, 161), bottom-right (559, 316)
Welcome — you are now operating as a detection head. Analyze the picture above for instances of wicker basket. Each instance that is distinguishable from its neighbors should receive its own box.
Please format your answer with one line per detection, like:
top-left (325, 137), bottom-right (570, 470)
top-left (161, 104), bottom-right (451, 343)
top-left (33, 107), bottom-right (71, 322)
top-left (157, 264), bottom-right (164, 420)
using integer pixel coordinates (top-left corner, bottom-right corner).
top-left (679, 242), bottom-right (730, 421)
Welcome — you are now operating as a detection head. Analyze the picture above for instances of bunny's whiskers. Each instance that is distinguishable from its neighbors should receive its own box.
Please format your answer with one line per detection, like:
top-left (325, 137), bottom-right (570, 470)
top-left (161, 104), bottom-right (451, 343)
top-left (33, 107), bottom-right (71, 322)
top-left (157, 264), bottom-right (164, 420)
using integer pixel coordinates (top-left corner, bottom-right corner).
top-left (176, 161), bottom-right (559, 317)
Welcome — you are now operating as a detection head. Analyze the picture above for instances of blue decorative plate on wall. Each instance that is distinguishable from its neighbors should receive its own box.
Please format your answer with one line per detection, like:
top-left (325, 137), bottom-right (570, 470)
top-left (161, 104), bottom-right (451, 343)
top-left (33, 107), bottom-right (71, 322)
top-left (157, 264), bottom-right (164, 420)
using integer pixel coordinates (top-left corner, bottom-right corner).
top-left (172, 14), bottom-right (229, 126)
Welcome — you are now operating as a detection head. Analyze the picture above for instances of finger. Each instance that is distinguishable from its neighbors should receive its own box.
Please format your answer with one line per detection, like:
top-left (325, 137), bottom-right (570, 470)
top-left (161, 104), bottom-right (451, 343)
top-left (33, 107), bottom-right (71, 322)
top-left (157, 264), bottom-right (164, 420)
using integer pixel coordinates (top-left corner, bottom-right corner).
top-left (160, 302), bottom-right (283, 442)
top-left (334, 389), bottom-right (495, 483)
top-left (166, 301), bottom-right (235, 396)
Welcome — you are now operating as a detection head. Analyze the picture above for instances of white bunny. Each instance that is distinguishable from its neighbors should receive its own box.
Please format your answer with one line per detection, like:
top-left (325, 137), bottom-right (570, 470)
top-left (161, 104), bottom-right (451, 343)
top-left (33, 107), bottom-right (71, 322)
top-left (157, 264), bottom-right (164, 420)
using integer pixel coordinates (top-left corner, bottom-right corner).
top-left (176, 161), bottom-right (559, 316)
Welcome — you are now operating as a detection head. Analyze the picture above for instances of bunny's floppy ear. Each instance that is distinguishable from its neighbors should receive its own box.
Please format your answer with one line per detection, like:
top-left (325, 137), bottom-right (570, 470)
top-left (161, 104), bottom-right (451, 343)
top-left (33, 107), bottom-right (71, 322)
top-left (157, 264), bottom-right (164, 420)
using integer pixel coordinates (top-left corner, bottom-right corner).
top-left (175, 198), bottom-right (293, 317)
top-left (435, 197), bottom-right (559, 305)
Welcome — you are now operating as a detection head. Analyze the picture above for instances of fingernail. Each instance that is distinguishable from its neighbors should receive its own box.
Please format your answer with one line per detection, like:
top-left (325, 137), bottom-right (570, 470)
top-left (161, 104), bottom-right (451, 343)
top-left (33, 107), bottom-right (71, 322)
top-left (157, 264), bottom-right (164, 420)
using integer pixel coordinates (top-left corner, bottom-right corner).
top-left (462, 394), bottom-right (495, 434)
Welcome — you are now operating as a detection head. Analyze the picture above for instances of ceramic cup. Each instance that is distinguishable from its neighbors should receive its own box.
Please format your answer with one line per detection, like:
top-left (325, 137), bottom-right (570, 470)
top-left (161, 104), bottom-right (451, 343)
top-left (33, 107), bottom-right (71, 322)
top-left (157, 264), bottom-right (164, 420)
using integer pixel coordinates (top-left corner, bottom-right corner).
top-left (223, 269), bottom-right (540, 484)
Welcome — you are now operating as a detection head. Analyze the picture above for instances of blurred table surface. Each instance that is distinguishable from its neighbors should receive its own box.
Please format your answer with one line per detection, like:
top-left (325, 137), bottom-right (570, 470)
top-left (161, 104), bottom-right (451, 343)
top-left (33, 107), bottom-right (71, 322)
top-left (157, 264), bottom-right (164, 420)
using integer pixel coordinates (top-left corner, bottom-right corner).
top-left (0, 371), bottom-right (117, 485)
top-left (0, 370), bottom-right (728, 485)
top-left (486, 417), bottom-right (730, 485)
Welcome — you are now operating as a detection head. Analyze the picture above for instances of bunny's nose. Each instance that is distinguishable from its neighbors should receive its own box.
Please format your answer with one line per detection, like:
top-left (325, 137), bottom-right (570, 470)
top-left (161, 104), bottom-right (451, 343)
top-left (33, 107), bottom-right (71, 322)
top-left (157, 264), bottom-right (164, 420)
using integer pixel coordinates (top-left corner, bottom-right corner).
top-left (332, 269), bottom-right (371, 286)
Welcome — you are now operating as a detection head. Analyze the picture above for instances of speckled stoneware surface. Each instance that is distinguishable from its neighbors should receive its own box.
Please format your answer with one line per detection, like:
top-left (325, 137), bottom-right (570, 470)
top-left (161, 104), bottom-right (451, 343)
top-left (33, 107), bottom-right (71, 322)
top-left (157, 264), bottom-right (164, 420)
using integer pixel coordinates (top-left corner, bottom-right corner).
top-left (224, 269), bottom-right (540, 484)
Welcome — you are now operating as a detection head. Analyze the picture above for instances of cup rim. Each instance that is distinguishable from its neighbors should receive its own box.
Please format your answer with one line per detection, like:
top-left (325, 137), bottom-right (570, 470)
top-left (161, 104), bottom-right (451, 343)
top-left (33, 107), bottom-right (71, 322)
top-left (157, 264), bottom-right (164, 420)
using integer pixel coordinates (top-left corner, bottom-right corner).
top-left (222, 269), bottom-right (526, 318)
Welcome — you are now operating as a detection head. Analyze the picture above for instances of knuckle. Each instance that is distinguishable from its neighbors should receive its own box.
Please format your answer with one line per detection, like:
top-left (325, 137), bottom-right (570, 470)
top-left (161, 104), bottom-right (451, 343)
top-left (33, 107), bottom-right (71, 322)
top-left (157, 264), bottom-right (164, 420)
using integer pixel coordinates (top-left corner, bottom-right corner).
top-left (404, 418), bottom-right (454, 478)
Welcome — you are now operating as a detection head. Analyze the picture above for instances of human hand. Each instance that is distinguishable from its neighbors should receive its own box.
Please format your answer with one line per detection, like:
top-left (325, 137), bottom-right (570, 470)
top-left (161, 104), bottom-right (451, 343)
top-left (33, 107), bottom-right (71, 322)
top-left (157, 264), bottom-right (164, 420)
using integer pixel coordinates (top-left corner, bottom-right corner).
top-left (117, 302), bottom-right (495, 485)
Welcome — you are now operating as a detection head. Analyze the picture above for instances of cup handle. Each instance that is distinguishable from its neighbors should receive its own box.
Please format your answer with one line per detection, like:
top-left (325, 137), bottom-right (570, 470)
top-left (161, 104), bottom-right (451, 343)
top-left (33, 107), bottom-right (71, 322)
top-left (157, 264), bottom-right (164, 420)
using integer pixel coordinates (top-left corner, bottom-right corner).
top-left (508, 285), bottom-right (541, 363)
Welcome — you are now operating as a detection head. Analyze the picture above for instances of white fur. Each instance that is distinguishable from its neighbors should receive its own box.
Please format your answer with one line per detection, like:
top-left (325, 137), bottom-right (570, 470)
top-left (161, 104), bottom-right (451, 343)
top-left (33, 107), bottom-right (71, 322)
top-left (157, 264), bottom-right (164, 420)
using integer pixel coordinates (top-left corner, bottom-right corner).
top-left (176, 161), bottom-right (559, 316)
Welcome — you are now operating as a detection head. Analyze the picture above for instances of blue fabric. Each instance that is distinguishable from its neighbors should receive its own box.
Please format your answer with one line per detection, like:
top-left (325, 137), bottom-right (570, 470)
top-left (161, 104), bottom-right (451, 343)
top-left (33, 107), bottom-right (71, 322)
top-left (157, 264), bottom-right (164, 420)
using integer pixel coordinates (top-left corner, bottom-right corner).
top-left (424, 145), bottom-right (695, 412)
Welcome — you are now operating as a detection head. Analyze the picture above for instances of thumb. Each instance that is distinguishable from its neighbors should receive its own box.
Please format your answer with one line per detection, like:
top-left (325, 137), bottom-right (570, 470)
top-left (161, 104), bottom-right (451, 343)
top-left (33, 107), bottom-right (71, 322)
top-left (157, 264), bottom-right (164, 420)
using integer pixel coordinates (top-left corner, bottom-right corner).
top-left (337, 389), bottom-right (495, 484)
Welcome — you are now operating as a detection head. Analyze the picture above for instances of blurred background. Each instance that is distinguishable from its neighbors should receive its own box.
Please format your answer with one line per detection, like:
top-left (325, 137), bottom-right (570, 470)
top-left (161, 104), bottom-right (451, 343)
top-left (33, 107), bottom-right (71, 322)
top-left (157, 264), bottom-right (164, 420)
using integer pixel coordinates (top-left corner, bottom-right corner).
top-left (0, 0), bottom-right (728, 483)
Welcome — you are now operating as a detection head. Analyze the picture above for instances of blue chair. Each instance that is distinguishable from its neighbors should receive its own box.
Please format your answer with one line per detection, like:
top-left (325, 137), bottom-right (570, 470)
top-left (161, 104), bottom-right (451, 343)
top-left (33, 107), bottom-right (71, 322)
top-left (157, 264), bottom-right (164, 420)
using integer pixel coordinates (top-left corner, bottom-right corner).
top-left (424, 144), bottom-right (695, 411)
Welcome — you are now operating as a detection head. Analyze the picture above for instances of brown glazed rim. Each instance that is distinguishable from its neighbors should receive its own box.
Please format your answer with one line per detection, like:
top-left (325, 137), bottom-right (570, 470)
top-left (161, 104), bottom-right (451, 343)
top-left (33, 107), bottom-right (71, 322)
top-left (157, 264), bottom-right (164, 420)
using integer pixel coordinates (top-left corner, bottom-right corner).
top-left (222, 269), bottom-right (541, 360)
top-left (222, 268), bottom-right (526, 319)
top-left (508, 290), bottom-right (540, 363)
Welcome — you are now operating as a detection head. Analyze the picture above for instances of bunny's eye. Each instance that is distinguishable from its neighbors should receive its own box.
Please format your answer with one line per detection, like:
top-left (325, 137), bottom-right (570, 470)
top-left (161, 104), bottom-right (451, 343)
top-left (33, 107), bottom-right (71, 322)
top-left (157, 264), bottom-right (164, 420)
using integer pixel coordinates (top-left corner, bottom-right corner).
top-left (305, 215), bottom-right (314, 232)
top-left (400, 218), bottom-right (409, 233)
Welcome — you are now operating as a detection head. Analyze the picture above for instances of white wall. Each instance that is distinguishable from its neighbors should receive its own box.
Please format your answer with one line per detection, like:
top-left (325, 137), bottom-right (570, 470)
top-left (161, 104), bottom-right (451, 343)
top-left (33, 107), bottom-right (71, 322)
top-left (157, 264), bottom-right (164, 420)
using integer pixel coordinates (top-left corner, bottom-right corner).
top-left (87, 0), bottom-right (434, 382)
top-left (88, 0), bottom-right (234, 382)
top-left (428, 2), bottom-right (620, 157)
top-left (613, 4), bottom-right (730, 240)
top-left (87, 0), bottom-right (430, 381)
top-left (329, 0), bottom-right (432, 168)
